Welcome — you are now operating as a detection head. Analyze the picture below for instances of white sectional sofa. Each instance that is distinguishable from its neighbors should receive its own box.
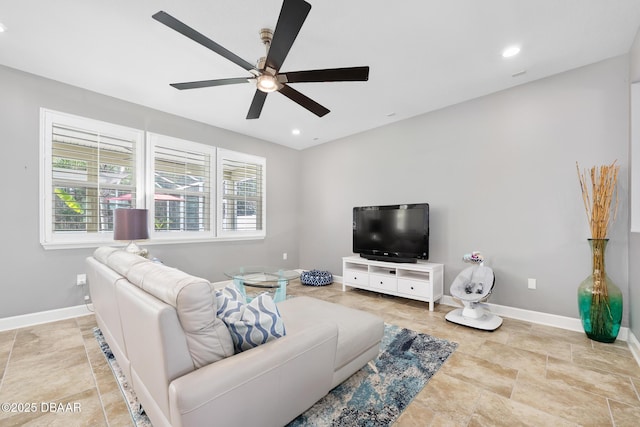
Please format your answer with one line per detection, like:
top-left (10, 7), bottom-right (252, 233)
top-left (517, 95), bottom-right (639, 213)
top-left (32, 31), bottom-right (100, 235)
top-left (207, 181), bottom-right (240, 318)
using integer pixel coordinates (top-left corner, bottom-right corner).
top-left (86, 247), bottom-right (384, 427)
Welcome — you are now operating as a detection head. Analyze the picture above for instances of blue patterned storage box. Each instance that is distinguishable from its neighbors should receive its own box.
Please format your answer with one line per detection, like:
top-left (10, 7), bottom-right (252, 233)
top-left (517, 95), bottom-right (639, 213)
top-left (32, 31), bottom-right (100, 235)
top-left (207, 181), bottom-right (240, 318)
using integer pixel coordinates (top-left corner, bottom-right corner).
top-left (300, 270), bottom-right (333, 286)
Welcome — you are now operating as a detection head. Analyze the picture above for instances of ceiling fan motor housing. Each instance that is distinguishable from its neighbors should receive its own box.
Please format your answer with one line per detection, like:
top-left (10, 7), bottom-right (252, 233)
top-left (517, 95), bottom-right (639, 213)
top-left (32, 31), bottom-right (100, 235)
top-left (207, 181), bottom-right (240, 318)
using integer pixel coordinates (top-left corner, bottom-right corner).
top-left (260, 28), bottom-right (274, 47)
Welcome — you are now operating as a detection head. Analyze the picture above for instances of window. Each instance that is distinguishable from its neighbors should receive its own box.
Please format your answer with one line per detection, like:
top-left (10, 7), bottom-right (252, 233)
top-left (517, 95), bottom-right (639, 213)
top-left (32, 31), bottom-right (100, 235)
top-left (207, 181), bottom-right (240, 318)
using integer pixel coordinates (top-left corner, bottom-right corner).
top-left (40, 109), bottom-right (266, 248)
top-left (217, 148), bottom-right (266, 238)
top-left (40, 109), bottom-right (144, 248)
top-left (147, 133), bottom-right (215, 241)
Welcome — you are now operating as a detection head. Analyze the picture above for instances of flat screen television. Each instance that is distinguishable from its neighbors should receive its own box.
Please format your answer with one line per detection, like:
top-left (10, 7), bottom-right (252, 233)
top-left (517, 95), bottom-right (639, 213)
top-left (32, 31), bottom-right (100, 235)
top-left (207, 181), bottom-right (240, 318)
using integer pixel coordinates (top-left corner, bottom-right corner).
top-left (353, 203), bottom-right (429, 263)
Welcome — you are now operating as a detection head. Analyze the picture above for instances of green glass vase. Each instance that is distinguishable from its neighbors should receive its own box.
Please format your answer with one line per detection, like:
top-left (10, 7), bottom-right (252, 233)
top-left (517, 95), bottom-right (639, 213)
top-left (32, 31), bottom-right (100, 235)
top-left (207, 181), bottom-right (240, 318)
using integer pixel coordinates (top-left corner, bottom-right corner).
top-left (577, 239), bottom-right (623, 343)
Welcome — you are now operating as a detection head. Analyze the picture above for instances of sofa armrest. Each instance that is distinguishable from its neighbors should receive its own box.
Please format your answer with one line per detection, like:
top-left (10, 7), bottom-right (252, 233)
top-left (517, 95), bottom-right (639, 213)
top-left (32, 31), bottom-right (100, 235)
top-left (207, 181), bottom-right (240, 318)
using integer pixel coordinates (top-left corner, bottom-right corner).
top-left (168, 321), bottom-right (338, 427)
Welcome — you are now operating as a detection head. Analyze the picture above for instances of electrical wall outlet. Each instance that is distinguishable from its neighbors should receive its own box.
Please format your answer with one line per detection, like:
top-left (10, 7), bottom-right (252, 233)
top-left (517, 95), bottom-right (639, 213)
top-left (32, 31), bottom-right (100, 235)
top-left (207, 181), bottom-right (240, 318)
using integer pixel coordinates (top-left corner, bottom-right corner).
top-left (528, 278), bottom-right (536, 290)
top-left (76, 273), bottom-right (87, 286)
top-left (84, 295), bottom-right (91, 302)
top-left (283, 252), bottom-right (288, 260)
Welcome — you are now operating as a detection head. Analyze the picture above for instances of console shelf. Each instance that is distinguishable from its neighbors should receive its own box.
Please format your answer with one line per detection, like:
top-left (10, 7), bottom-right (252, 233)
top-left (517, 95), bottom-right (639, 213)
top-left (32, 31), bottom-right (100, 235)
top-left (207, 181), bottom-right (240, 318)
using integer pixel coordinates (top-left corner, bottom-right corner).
top-left (342, 255), bottom-right (444, 311)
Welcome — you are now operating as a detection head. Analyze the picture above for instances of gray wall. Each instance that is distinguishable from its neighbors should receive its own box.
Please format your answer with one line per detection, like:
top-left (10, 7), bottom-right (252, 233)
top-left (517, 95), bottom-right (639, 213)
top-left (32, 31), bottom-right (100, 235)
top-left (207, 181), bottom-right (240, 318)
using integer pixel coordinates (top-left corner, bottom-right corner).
top-left (629, 28), bottom-right (640, 339)
top-left (1, 53), bottom-right (635, 326)
top-left (0, 64), bottom-right (301, 318)
top-left (299, 55), bottom-right (631, 323)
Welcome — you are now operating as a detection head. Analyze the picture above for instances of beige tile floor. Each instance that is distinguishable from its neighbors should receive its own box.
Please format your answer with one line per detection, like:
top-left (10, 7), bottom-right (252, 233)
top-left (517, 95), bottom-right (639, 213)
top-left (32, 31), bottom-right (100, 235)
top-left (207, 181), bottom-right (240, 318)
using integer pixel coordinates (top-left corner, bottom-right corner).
top-left (1, 280), bottom-right (640, 426)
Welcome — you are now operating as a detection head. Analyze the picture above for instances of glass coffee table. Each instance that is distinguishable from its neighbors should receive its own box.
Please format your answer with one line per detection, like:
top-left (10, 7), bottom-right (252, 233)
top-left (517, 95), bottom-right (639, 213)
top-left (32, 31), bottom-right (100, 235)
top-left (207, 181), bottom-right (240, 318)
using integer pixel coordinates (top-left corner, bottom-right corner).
top-left (224, 267), bottom-right (300, 303)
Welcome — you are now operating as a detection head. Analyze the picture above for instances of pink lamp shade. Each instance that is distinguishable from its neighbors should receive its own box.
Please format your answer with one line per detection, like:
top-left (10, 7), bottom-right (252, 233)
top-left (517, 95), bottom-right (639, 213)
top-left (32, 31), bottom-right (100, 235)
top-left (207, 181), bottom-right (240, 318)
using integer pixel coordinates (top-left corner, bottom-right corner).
top-left (114, 208), bottom-right (149, 241)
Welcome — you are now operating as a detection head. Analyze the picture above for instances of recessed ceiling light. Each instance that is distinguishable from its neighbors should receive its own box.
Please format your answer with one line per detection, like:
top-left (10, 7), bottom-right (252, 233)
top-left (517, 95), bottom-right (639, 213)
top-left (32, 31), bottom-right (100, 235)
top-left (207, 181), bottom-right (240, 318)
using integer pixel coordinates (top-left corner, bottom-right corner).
top-left (0, 23), bottom-right (7, 33)
top-left (502, 46), bottom-right (520, 58)
top-left (291, 129), bottom-right (301, 136)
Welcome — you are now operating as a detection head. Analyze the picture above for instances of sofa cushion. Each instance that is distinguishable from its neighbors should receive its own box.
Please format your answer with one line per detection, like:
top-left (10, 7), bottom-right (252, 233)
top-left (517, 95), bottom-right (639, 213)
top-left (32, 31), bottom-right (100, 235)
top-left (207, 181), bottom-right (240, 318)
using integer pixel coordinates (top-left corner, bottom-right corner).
top-left (96, 248), bottom-right (234, 368)
top-left (94, 246), bottom-right (148, 276)
top-left (277, 296), bottom-right (383, 371)
top-left (216, 285), bottom-right (286, 353)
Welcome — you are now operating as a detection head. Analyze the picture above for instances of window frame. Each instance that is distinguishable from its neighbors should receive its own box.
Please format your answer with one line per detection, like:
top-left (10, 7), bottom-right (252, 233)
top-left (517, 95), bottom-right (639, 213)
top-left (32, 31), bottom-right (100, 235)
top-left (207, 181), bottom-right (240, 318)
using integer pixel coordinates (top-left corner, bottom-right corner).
top-left (39, 109), bottom-right (145, 249)
top-left (631, 82), bottom-right (640, 232)
top-left (146, 132), bottom-right (217, 242)
top-left (217, 148), bottom-right (267, 239)
top-left (40, 109), bottom-right (267, 249)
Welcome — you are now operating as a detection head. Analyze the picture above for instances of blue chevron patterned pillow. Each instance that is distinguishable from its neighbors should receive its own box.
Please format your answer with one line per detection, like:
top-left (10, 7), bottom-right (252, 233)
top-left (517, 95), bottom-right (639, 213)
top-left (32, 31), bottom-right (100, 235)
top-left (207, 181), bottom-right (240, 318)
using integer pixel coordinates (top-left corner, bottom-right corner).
top-left (216, 285), bottom-right (286, 353)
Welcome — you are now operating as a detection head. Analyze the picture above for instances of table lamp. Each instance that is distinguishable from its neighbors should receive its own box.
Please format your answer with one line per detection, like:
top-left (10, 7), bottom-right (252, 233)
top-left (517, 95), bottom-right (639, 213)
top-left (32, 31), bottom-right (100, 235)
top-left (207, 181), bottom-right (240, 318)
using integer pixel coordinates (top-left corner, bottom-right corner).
top-left (114, 208), bottom-right (149, 256)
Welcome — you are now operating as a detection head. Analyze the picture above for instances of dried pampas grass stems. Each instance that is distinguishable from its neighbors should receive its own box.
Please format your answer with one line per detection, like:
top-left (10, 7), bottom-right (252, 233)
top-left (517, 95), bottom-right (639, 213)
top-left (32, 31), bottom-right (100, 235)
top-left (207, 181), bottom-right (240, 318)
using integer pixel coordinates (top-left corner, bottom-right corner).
top-left (576, 161), bottom-right (619, 240)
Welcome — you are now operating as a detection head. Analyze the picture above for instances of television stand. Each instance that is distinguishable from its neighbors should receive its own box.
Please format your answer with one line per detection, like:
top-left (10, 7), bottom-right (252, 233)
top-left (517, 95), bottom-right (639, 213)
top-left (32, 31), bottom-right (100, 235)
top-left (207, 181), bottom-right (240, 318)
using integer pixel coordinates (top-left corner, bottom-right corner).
top-left (342, 255), bottom-right (444, 311)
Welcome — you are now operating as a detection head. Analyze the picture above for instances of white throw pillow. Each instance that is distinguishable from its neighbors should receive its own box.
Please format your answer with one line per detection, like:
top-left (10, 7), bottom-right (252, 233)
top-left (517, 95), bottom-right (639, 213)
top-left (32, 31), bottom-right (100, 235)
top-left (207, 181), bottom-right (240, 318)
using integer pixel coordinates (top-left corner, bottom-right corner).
top-left (216, 285), bottom-right (286, 353)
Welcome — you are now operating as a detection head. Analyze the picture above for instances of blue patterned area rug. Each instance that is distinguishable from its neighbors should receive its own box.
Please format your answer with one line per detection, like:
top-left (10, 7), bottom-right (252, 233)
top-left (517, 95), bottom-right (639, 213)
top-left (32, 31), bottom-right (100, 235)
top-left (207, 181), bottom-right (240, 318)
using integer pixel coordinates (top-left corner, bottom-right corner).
top-left (94, 328), bottom-right (152, 427)
top-left (95, 324), bottom-right (457, 427)
top-left (288, 324), bottom-right (458, 426)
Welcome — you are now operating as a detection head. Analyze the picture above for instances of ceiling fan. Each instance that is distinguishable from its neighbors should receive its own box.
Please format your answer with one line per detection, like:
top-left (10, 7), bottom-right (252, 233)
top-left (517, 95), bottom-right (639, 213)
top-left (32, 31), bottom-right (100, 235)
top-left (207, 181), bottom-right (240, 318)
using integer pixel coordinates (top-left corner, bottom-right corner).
top-left (152, 0), bottom-right (369, 119)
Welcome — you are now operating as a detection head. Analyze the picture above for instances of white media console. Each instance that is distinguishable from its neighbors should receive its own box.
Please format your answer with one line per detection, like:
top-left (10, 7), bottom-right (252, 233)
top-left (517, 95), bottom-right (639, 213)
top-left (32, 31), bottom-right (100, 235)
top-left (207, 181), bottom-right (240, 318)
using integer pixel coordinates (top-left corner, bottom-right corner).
top-left (342, 255), bottom-right (444, 311)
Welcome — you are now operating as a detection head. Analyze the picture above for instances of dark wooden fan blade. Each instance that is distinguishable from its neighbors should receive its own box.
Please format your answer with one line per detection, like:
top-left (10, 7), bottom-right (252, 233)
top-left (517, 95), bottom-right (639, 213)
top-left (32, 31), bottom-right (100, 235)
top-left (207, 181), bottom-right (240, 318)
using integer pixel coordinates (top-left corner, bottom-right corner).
top-left (265, 0), bottom-right (311, 72)
top-left (247, 90), bottom-right (268, 119)
top-left (170, 77), bottom-right (251, 90)
top-left (282, 66), bottom-right (369, 83)
top-left (152, 11), bottom-right (255, 72)
top-left (279, 84), bottom-right (329, 117)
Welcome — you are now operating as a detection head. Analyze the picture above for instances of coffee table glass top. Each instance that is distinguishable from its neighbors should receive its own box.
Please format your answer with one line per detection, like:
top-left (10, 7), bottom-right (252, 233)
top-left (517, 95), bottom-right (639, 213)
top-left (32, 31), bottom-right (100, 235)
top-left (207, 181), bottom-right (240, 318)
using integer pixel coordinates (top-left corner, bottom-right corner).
top-left (224, 267), bottom-right (300, 288)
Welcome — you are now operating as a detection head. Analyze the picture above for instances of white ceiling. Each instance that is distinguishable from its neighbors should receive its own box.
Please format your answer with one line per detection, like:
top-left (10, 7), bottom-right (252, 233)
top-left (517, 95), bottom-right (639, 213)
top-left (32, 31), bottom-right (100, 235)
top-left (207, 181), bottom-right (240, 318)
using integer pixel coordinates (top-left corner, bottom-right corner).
top-left (1, 0), bottom-right (640, 150)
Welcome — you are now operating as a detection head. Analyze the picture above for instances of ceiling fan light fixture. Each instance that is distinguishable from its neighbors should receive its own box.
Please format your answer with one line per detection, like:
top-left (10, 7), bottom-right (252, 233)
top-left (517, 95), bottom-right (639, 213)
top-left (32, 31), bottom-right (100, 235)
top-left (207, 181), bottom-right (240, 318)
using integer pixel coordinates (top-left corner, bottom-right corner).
top-left (256, 74), bottom-right (278, 93)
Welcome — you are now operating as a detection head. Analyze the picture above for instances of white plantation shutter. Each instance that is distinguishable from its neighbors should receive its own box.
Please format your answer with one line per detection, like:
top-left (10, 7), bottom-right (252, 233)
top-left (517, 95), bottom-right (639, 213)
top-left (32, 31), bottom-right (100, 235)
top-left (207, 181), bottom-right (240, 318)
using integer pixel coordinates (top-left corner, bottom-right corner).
top-left (217, 148), bottom-right (266, 237)
top-left (41, 111), bottom-right (267, 248)
top-left (148, 133), bottom-right (215, 239)
top-left (41, 109), bottom-right (143, 247)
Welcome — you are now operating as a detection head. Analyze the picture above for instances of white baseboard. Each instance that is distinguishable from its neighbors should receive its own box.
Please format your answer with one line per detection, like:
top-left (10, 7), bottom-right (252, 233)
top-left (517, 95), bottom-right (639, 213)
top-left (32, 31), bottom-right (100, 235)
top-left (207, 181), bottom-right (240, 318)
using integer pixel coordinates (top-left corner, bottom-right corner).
top-left (440, 295), bottom-right (629, 342)
top-left (211, 279), bottom-right (233, 289)
top-left (0, 304), bottom-right (93, 332)
top-left (336, 274), bottom-right (633, 342)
